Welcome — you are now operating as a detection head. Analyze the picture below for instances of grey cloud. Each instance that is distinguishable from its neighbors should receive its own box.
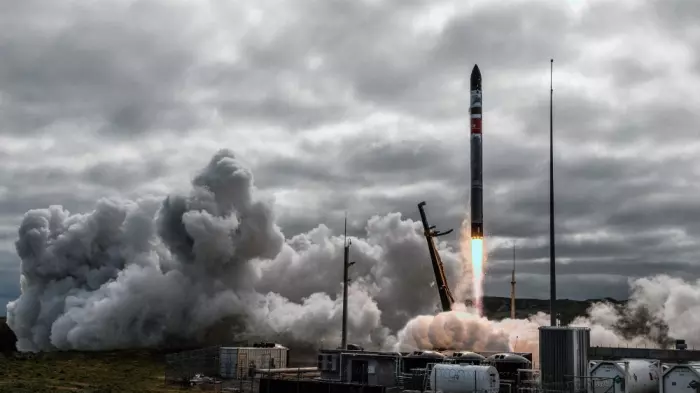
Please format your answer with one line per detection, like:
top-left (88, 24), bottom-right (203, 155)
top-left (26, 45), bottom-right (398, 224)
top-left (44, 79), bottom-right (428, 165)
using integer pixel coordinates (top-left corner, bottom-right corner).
top-left (650, 0), bottom-right (700, 35)
top-left (608, 58), bottom-right (658, 88)
top-left (3, 160), bottom-right (166, 192)
top-left (0, 157), bottom-right (170, 226)
top-left (253, 109), bottom-right (699, 295)
top-left (486, 259), bottom-right (700, 279)
top-left (1, 0), bottom-right (700, 304)
top-left (522, 89), bottom-right (700, 148)
top-left (0, 191), bottom-right (98, 219)
top-left (84, 160), bottom-right (167, 189)
top-left (433, 2), bottom-right (577, 72)
top-left (0, 252), bottom-right (20, 315)
top-left (0, 1), bottom-right (204, 137)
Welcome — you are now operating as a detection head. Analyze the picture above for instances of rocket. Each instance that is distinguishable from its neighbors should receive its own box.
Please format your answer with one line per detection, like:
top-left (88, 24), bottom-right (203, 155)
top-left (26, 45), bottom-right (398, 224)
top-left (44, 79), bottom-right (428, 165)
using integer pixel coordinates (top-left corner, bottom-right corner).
top-left (470, 64), bottom-right (484, 238)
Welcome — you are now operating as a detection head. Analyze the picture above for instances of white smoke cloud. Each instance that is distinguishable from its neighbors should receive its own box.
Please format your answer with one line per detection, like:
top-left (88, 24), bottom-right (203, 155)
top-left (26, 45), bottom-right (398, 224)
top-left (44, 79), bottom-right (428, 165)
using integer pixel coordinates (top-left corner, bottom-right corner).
top-left (5, 149), bottom-right (455, 352)
top-left (4, 149), bottom-right (696, 358)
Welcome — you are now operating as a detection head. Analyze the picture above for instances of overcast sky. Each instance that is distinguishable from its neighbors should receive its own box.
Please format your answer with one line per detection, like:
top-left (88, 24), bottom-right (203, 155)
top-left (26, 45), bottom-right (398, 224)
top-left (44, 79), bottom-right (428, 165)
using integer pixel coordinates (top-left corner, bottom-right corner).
top-left (1, 0), bottom-right (699, 311)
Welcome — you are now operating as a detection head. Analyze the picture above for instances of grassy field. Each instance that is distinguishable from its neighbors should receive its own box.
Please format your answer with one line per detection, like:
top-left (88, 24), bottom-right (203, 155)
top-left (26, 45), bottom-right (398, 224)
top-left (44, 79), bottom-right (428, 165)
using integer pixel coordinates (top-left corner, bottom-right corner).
top-left (0, 350), bottom-right (182, 393)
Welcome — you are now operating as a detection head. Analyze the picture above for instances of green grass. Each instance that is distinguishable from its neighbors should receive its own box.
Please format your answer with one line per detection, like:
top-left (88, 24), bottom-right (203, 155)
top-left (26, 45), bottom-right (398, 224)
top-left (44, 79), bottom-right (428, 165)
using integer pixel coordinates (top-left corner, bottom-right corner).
top-left (0, 350), bottom-right (183, 393)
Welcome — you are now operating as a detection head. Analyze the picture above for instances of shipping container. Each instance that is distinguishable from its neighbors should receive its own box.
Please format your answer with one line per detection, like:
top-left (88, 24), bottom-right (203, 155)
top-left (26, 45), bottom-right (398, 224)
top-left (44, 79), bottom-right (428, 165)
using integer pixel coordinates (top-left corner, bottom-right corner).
top-left (218, 345), bottom-right (288, 379)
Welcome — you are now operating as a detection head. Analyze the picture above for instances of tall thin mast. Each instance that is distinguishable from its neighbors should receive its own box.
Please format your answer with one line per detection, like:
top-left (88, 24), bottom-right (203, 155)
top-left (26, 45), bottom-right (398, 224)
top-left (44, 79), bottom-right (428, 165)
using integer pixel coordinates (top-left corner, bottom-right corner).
top-left (510, 242), bottom-right (516, 319)
top-left (341, 213), bottom-right (350, 349)
top-left (549, 59), bottom-right (557, 327)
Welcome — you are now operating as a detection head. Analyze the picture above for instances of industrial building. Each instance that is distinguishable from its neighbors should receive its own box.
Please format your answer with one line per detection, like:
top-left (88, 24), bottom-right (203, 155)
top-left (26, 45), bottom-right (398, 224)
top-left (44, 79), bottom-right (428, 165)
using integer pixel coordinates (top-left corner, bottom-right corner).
top-left (317, 348), bottom-right (402, 386)
top-left (312, 346), bottom-right (536, 392)
top-left (161, 330), bottom-right (700, 393)
top-left (219, 344), bottom-right (289, 379)
top-left (164, 343), bottom-right (289, 384)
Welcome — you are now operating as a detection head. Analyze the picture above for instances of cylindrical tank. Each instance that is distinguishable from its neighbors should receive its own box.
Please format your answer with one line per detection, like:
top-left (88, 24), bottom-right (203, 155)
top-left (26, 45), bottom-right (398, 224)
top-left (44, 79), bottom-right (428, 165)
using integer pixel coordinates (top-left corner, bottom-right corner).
top-left (451, 351), bottom-right (486, 365)
top-left (402, 351), bottom-right (446, 373)
top-left (661, 364), bottom-right (700, 393)
top-left (486, 353), bottom-right (533, 393)
top-left (486, 353), bottom-right (532, 379)
top-left (589, 359), bottom-right (660, 393)
top-left (429, 364), bottom-right (500, 393)
top-left (539, 326), bottom-right (590, 391)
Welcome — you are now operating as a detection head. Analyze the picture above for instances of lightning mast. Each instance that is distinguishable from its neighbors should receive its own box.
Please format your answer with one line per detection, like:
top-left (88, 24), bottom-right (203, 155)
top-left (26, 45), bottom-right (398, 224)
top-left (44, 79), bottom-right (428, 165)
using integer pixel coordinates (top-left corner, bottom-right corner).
top-left (510, 242), bottom-right (516, 319)
top-left (341, 213), bottom-right (354, 350)
top-left (549, 59), bottom-right (557, 327)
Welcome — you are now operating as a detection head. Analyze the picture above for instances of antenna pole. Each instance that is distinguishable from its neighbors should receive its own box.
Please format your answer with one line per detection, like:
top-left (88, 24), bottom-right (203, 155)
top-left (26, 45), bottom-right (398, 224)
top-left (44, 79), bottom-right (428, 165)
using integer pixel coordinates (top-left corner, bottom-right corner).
top-left (510, 241), bottom-right (516, 319)
top-left (549, 59), bottom-right (557, 327)
top-left (341, 213), bottom-right (350, 349)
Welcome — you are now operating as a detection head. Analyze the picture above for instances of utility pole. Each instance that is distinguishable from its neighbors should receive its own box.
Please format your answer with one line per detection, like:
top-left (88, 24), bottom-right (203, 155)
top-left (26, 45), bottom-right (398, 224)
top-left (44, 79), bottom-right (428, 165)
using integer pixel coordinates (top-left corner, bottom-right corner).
top-left (341, 213), bottom-right (354, 350)
top-left (549, 59), bottom-right (557, 327)
top-left (510, 241), bottom-right (516, 320)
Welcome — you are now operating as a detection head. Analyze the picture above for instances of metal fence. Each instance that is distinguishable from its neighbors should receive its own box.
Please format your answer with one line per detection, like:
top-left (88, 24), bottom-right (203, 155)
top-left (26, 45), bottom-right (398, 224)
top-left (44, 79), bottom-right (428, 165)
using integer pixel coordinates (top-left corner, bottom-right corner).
top-left (164, 346), bottom-right (221, 385)
top-left (259, 377), bottom-right (387, 393)
top-left (533, 375), bottom-right (617, 393)
top-left (164, 347), bottom-right (319, 392)
top-left (164, 369), bottom-right (387, 393)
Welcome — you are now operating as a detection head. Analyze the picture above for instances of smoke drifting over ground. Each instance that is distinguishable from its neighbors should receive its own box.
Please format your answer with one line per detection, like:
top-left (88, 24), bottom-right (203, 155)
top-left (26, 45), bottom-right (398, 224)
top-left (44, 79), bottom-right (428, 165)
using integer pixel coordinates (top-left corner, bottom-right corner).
top-left (5, 150), bottom-right (697, 357)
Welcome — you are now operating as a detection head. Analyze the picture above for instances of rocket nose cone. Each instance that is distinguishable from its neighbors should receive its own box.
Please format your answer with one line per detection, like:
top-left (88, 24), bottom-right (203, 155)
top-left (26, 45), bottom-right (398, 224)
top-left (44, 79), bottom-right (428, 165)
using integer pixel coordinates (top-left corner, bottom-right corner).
top-left (470, 64), bottom-right (481, 88)
top-left (471, 64), bottom-right (481, 76)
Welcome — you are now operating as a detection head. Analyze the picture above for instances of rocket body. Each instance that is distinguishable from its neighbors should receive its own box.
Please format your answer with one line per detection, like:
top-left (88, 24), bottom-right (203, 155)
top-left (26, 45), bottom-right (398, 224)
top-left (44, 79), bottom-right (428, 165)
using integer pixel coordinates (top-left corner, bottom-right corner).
top-left (470, 65), bottom-right (484, 238)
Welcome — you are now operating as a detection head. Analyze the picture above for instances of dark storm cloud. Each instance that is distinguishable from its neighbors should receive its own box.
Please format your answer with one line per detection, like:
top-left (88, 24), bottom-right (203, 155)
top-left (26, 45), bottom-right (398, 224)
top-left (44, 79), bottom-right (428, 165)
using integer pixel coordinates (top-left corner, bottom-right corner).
top-left (433, 1), bottom-right (577, 72)
top-left (0, 157), bottom-right (169, 223)
top-left (0, 1), bottom-right (204, 136)
top-left (1, 0), bottom-right (699, 302)
top-left (0, 1), bottom-right (356, 137)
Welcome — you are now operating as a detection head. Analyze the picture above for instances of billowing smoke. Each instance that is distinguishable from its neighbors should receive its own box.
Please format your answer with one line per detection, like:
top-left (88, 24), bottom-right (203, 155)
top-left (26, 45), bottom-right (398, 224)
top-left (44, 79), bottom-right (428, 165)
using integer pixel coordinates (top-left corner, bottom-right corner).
top-left (5, 149), bottom-right (456, 352)
top-left (397, 276), bottom-right (688, 366)
top-left (4, 149), bottom-right (697, 359)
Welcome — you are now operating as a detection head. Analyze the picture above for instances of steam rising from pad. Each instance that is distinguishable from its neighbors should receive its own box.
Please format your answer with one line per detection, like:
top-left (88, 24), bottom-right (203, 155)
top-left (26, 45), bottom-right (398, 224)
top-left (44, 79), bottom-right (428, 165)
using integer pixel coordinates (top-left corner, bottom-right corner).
top-left (4, 149), bottom-right (697, 356)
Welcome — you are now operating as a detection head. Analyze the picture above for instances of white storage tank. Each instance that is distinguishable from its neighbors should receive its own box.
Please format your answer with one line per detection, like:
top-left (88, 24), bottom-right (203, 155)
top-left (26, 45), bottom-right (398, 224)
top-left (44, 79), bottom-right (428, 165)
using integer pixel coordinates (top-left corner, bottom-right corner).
top-left (588, 359), bottom-right (660, 393)
top-left (429, 364), bottom-right (500, 393)
top-left (661, 364), bottom-right (700, 393)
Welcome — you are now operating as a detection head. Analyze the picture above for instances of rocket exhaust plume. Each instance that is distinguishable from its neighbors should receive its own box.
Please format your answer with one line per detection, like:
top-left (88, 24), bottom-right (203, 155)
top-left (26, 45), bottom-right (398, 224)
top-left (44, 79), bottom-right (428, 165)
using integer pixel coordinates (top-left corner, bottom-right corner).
top-left (469, 64), bottom-right (485, 315)
top-left (471, 238), bottom-right (484, 314)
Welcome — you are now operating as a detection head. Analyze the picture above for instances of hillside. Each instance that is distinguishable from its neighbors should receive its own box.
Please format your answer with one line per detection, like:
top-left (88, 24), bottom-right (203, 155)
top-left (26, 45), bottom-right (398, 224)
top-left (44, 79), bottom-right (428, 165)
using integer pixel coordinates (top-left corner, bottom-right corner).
top-left (480, 296), bottom-right (623, 325)
top-left (0, 297), bottom-right (614, 353)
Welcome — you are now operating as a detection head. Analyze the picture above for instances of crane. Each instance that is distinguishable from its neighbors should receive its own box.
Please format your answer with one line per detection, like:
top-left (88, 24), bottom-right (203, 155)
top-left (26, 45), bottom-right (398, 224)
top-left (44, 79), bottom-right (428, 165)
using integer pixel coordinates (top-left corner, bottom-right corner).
top-left (417, 201), bottom-right (455, 312)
